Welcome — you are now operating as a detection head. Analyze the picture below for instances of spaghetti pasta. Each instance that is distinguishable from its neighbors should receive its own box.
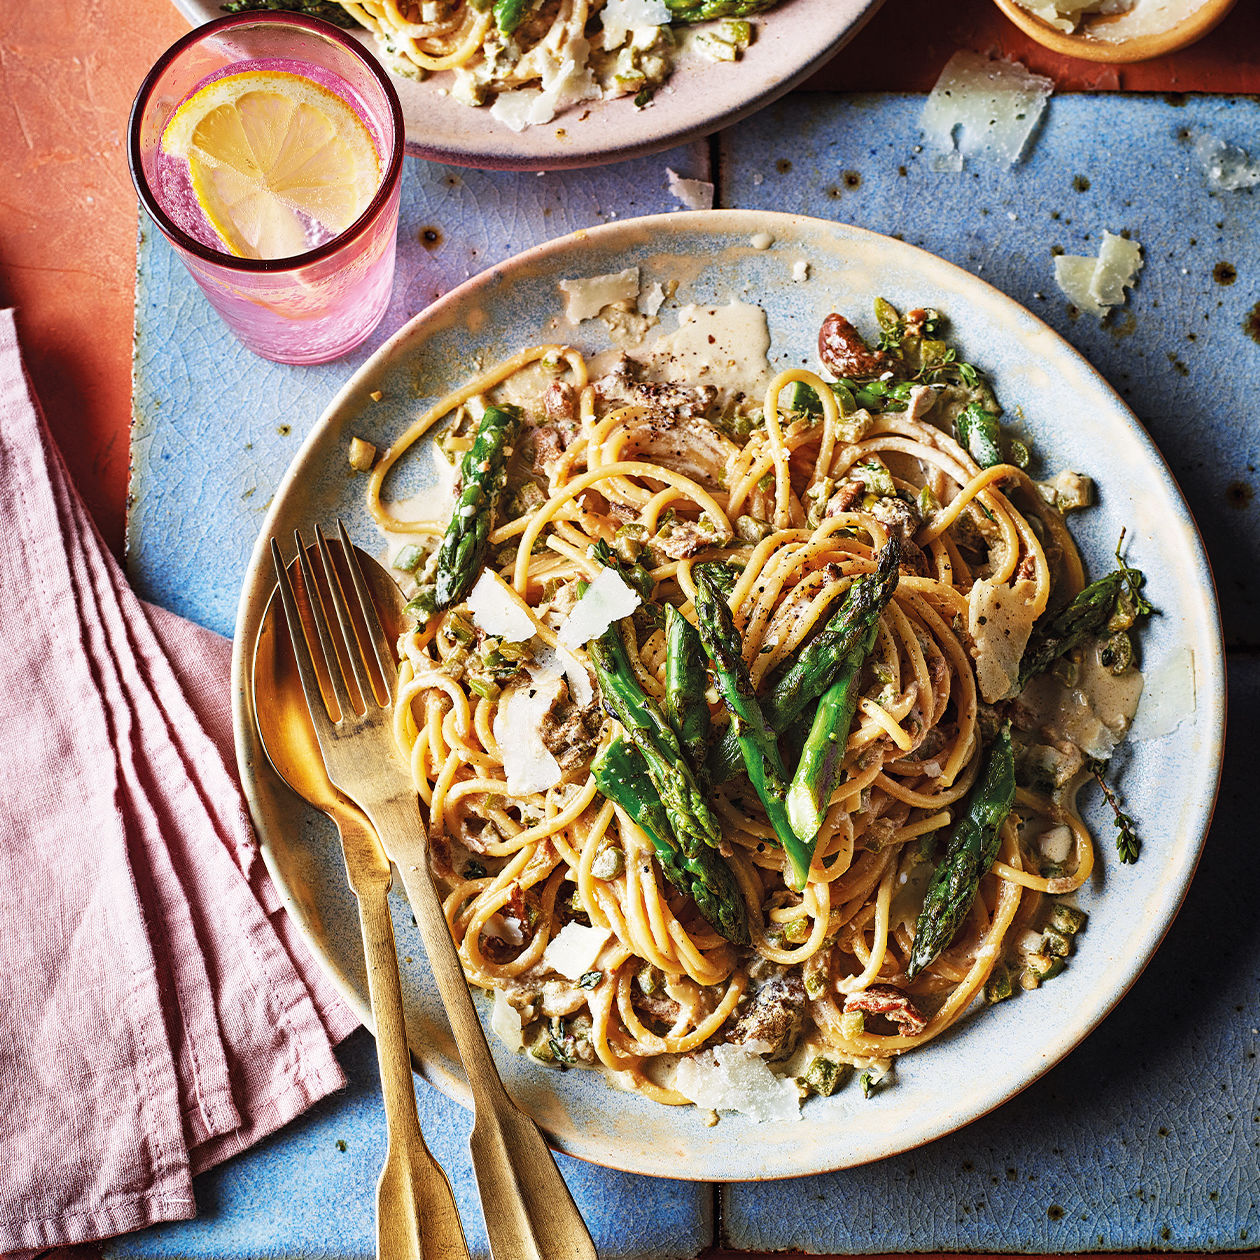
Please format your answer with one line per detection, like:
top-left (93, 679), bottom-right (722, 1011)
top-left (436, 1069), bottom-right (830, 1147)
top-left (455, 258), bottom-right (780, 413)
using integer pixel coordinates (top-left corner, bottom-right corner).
top-left (366, 297), bottom-right (1146, 1113)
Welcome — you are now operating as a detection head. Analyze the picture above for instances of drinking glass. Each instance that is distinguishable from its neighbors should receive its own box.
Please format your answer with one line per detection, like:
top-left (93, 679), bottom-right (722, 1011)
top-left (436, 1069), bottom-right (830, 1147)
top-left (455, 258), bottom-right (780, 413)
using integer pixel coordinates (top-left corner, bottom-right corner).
top-left (129, 13), bottom-right (405, 365)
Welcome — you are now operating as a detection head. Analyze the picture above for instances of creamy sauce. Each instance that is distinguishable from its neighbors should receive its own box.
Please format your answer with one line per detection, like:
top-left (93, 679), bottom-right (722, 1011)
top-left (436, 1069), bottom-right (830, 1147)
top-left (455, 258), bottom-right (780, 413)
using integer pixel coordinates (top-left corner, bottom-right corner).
top-left (1017, 643), bottom-right (1144, 760)
top-left (636, 300), bottom-right (770, 394)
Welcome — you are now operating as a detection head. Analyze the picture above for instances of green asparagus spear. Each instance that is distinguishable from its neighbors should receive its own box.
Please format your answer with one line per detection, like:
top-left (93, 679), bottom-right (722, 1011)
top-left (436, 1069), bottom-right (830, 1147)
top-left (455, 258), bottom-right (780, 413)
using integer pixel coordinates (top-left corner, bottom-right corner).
top-left (906, 724), bottom-right (1016, 979)
top-left (432, 404), bottom-right (522, 610)
top-left (692, 566), bottom-right (816, 890)
top-left (955, 400), bottom-right (1003, 469)
top-left (664, 605), bottom-right (710, 774)
top-left (593, 737), bottom-right (748, 944)
top-left (785, 617), bottom-right (880, 845)
top-left (493, 0), bottom-right (533, 33)
top-left (706, 536), bottom-right (902, 783)
top-left (663, 0), bottom-right (779, 21)
top-left (1017, 550), bottom-right (1151, 687)
top-left (588, 628), bottom-right (728, 872)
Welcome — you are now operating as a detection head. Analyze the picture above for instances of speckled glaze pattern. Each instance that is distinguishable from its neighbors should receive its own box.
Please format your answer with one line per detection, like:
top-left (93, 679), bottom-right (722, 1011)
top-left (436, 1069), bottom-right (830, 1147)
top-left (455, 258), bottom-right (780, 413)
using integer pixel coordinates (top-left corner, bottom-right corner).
top-left (167, 0), bottom-right (884, 170)
top-left (227, 209), bottom-right (1224, 1181)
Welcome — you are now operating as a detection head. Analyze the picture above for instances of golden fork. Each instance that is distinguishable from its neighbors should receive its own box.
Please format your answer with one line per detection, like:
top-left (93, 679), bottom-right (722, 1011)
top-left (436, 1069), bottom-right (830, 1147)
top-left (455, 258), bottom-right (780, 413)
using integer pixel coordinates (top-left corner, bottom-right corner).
top-left (270, 523), bottom-right (599, 1260)
top-left (254, 549), bottom-right (469, 1260)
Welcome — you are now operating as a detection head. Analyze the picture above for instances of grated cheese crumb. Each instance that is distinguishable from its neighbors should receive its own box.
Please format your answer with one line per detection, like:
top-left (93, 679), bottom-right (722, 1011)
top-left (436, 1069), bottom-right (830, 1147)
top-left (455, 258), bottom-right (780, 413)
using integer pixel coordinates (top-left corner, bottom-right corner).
top-left (1195, 134), bottom-right (1260, 191)
top-left (921, 52), bottom-right (1053, 170)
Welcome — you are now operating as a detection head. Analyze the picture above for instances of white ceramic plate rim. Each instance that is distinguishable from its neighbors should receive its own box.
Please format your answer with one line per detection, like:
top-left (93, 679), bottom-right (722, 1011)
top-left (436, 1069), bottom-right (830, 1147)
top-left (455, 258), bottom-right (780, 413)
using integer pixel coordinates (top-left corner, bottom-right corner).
top-left (168, 0), bottom-right (883, 170)
top-left (231, 210), bottom-right (1226, 1179)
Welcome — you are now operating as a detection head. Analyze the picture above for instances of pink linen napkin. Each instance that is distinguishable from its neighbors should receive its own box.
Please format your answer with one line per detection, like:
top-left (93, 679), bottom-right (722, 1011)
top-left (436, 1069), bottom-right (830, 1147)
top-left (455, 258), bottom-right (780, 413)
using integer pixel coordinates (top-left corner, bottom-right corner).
top-left (0, 309), bottom-right (359, 1253)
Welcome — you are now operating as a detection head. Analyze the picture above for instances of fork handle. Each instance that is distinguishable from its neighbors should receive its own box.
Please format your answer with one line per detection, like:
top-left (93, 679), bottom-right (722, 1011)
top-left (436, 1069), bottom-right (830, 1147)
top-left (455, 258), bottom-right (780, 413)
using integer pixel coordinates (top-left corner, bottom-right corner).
top-left (349, 819), bottom-right (471, 1260)
top-left (369, 796), bottom-right (599, 1260)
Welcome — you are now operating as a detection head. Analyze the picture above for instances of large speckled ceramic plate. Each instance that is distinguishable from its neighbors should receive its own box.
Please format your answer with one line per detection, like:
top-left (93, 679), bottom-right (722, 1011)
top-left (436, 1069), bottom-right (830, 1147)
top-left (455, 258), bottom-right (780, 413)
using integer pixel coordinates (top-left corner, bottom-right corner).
top-left (231, 211), bottom-right (1225, 1180)
top-left (170, 0), bottom-right (882, 170)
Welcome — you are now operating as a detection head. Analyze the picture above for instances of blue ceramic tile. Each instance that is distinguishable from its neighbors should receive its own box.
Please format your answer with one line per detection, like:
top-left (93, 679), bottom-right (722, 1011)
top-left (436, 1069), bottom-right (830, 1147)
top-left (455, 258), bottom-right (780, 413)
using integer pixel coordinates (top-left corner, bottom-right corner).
top-left (104, 1030), bottom-right (712, 1259)
top-left (720, 93), bottom-right (1260, 650)
top-left (128, 142), bottom-right (711, 637)
top-left (721, 656), bottom-right (1260, 1254)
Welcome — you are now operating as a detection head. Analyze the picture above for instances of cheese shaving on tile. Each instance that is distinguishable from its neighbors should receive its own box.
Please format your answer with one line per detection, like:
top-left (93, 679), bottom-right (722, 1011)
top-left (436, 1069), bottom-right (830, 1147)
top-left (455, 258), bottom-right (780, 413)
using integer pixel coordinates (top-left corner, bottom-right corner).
top-left (491, 989), bottom-right (525, 1051)
top-left (921, 52), bottom-right (1053, 169)
top-left (467, 571), bottom-right (537, 641)
top-left (493, 676), bottom-right (564, 795)
top-left (542, 921), bottom-right (610, 980)
top-left (558, 567), bottom-right (641, 647)
top-left (667, 168), bottom-right (715, 211)
top-left (559, 267), bottom-right (641, 322)
top-left (1053, 232), bottom-right (1143, 319)
top-left (672, 1043), bottom-right (802, 1123)
top-left (1195, 134), bottom-right (1260, 191)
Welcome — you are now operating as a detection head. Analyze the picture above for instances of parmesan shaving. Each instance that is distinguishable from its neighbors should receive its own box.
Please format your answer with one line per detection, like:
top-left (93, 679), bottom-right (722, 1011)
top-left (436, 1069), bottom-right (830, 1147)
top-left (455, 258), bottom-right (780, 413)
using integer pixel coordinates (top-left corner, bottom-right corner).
top-left (1130, 645), bottom-right (1195, 741)
top-left (492, 989), bottom-right (525, 1052)
top-left (638, 281), bottom-right (667, 318)
top-left (559, 267), bottom-right (641, 323)
top-left (666, 168), bottom-right (715, 211)
top-left (921, 52), bottom-right (1053, 170)
top-left (493, 677), bottom-right (564, 795)
top-left (1053, 231), bottom-right (1143, 319)
top-left (967, 578), bottom-right (1040, 703)
top-left (672, 1044), bottom-right (802, 1123)
top-left (467, 571), bottom-right (537, 641)
top-left (1053, 255), bottom-right (1108, 318)
top-left (542, 921), bottom-right (610, 980)
top-left (1195, 134), bottom-right (1260, 192)
top-left (1089, 231), bottom-right (1144, 305)
top-left (558, 567), bottom-right (641, 647)
top-left (600, 0), bottom-right (670, 48)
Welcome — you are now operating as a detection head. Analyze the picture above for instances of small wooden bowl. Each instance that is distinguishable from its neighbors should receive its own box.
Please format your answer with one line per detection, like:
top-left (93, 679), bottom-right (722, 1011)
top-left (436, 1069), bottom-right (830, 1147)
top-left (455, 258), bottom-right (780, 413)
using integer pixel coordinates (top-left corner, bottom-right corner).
top-left (991, 0), bottom-right (1237, 61)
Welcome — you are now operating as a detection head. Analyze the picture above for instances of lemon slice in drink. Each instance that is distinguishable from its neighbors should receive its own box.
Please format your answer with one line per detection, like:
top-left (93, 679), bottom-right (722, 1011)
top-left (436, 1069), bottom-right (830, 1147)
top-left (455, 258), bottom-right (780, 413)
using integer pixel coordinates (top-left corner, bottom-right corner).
top-left (161, 70), bottom-right (380, 260)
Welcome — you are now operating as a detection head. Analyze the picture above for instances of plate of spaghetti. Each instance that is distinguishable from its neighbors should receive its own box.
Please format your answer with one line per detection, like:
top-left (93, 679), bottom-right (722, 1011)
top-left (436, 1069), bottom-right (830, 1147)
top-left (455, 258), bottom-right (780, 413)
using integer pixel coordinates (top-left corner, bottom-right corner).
top-left (172, 0), bottom-right (881, 169)
top-left (232, 211), bottom-right (1224, 1178)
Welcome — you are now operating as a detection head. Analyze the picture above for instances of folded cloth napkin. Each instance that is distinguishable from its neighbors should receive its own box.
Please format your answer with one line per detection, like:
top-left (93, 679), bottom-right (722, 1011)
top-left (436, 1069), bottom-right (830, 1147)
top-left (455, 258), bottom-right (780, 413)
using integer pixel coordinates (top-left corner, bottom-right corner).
top-left (0, 309), bottom-right (359, 1253)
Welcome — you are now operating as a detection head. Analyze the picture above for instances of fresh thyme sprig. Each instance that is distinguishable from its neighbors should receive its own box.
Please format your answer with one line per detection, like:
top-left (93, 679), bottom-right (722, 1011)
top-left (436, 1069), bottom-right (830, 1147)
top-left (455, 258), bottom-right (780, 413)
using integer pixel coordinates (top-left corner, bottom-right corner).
top-left (1088, 759), bottom-right (1141, 864)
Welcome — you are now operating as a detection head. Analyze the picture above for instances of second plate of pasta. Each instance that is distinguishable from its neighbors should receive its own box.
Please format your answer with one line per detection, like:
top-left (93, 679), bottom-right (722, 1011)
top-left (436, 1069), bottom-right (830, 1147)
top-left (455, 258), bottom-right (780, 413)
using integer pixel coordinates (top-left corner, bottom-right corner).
top-left (231, 210), bottom-right (1223, 1178)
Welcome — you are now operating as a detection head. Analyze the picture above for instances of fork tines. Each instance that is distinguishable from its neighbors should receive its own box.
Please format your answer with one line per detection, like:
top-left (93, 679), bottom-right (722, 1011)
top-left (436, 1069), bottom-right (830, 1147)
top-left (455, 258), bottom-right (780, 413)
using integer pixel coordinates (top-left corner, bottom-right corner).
top-left (269, 523), bottom-right (398, 728)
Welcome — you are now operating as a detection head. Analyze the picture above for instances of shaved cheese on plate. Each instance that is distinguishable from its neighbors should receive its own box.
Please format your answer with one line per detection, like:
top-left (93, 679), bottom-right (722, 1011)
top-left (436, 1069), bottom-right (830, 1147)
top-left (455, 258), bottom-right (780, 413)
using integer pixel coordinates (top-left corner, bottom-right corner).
top-left (492, 989), bottom-right (525, 1052)
top-left (1089, 231), bottom-right (1144, 305)
top-left (543, 921), bottom-right (610, 980)
top-left (535, 644), bottom-right (595, 707)
top-left (558, 567), bottom-right (641, 647)
top-left (673, 1043), bottom-right (802, 1123)
top-left (639, 281), bottom-right (667, 317)
top-left (921, 52), bottom-right (1053, 169)
top-left (600, 0), bottom-right (670, 48)
top-left (467, 571), bottom-right (536, 641)
top-left (559, 267), bottom-right (641, 322)
top-left (667, 168), bottom-right (715, 211)
top-left (1130, 646), bottom-right (1195, 741)
top-left (968, 577), bottom-right (1040, 703)
top-left (493, 676), bottom-right (564, 795)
